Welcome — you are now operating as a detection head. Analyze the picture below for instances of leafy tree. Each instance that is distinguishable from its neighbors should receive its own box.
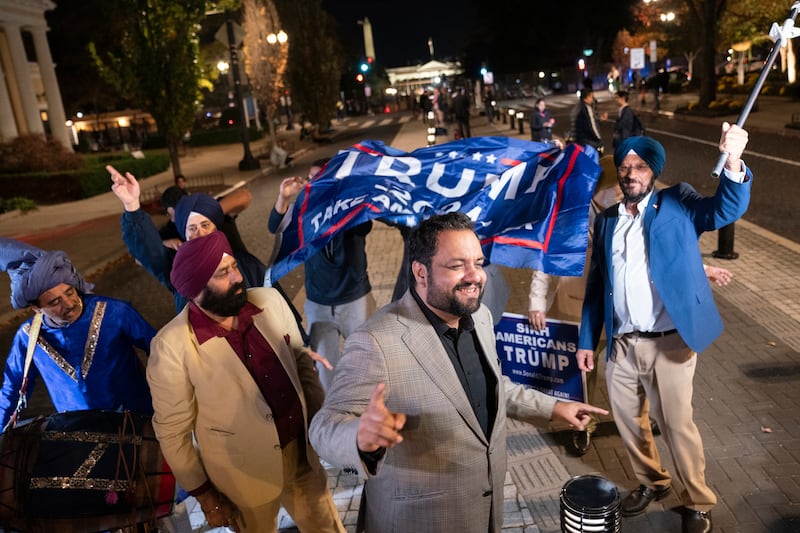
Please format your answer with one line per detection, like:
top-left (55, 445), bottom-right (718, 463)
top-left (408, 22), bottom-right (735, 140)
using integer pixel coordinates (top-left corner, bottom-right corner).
top-left (275, 0), bottom-right (343, 130)
top-left (89, 0), bottom-right (207, 177)
top-left (629, 0), bottom-right (700, 78)
top-left (680, 0), bottom-right (731, 107)
top-left (242, 0), bottom-right (288, 149)
top-left (719, 0), bottom-right (796, 84)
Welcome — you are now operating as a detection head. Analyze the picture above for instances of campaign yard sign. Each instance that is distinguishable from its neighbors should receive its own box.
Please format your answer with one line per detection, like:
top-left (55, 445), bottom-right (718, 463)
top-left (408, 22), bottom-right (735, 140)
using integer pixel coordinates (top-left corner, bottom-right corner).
top-left (495, 313), bottom-right (585, 402)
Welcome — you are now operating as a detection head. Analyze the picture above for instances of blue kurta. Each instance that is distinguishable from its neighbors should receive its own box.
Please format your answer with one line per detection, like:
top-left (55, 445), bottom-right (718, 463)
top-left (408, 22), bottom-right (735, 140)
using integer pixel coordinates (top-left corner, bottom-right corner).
top-left (0, 294), bottom-right (155, 428)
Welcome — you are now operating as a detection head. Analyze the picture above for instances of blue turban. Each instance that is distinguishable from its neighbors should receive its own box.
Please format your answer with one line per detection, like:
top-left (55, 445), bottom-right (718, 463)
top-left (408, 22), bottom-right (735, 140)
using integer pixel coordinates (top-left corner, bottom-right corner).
top-left (0, 238), bottom-right (93, 309)
top-left (613, 136), bottom-right (666, 177)
top-left (174, 193), bottom-right (225, 240)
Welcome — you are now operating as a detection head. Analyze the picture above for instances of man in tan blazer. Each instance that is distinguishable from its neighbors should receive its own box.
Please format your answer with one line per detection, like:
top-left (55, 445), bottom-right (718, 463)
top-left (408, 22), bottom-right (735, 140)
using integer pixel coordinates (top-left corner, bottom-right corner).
top-left (147, 231), bottom-right (344, 533)
top-left (309, 212), bottom-right (607, 533)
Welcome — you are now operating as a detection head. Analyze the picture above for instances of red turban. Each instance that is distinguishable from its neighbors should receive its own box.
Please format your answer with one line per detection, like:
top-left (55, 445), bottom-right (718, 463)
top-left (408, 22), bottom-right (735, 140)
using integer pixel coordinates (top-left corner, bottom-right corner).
top-left (170, 231), bottom-right (233, 299)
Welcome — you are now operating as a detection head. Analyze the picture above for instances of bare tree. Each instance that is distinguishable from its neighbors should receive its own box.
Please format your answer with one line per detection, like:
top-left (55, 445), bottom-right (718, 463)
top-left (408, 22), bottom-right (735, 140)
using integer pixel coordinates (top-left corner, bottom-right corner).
top-left (242, 0), bottom-right (288, 150)
top-left (275, 0), bottom-right (343, 131)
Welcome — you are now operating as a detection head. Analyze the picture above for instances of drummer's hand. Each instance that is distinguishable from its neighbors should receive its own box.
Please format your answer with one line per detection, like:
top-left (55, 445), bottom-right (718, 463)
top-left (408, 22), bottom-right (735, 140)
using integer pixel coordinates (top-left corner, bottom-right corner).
top-left (198, 490), bottom-right (242, 531)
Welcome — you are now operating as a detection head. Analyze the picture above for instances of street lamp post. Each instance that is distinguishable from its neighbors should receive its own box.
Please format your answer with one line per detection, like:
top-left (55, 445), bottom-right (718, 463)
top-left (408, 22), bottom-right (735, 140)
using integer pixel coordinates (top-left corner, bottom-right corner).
top-left (216, 60), bottom-right (233, 109)
top-left (225, 10), bottom-right (260, 171)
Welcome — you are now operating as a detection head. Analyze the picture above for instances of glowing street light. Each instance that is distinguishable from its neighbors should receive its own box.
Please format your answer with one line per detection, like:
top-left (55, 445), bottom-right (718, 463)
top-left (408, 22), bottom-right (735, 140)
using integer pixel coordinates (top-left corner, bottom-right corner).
top-left (266, 29), bottom-right (288, 45)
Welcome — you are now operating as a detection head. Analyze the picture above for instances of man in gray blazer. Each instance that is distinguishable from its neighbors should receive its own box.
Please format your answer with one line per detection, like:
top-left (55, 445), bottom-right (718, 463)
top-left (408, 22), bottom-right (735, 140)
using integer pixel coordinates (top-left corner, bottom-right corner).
top-left (309, 212), bottom-right (607, 533)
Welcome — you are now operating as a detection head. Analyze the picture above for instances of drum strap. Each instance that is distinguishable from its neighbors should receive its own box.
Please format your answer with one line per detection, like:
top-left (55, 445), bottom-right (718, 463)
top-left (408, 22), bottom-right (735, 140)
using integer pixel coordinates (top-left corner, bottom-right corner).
top-left (4, 311), bottom-right (43, 432)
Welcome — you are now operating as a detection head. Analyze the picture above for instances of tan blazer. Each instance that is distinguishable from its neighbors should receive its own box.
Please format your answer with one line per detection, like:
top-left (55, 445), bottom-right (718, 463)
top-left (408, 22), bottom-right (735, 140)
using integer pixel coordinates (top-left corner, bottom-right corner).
top-left (309, 292), bottom-right (557, 533)
top-left (147, 288), bottom-right (324, 508)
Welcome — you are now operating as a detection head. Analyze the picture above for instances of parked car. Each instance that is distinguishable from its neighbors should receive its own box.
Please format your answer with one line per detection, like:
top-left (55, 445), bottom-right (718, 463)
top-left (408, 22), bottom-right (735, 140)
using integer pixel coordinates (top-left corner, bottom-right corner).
top-left (645, 68), bottom-right (690, 94)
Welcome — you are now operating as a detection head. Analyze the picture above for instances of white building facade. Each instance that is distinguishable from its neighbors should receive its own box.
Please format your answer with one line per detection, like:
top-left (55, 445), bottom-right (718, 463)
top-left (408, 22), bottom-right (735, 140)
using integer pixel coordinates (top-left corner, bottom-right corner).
top-left (0, 0), bottom-right (70, 148)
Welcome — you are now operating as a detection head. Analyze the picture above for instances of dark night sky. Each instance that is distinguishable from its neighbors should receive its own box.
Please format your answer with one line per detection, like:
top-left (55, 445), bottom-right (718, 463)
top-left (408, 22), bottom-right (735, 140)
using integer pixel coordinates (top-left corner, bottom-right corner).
top-left (321, 0), bottom-right (477, 67)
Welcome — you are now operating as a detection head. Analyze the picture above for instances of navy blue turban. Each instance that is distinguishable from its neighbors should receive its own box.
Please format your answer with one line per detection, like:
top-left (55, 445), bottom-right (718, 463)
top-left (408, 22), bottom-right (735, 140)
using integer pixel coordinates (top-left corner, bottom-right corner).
top-left (174, 193), bottom-right (225, 240)
top-left (613, 136), bottom-right (666, 177)
top-left (0, 238), bottom-right (93, 309)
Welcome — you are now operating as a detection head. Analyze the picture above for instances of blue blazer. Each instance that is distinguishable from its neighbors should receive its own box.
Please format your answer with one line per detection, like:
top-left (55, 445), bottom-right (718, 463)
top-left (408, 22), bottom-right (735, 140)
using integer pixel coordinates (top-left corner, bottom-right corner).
top-left (579, 169), bottom-right (752, 358)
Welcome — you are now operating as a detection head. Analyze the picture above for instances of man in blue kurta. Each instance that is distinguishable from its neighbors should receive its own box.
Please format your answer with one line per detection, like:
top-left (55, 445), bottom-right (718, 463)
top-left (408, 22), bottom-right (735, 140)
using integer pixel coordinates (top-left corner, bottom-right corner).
top-left (0, 238), bottom-right (154, 430)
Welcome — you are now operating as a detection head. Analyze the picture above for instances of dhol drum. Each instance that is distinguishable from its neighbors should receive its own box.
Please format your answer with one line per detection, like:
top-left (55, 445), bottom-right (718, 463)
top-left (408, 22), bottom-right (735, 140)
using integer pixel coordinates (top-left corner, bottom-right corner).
top-left (560, 475), bottom-right (621, 533)
top-left (0, 409), bottom-right (175, 532)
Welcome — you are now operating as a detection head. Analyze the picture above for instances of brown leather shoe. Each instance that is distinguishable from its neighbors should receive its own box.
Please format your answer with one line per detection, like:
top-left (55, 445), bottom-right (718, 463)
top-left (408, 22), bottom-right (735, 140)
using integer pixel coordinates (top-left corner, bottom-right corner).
top-left (682, 509), bottom-right (712, 533)
top-left (567, 429), bottom-right (592, 456)
top-left (621, 484), bottom-right (671, 516)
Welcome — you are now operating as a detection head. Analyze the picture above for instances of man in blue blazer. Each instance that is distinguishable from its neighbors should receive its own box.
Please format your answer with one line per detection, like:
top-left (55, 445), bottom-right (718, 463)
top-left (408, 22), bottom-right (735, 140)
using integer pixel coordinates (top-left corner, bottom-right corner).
top-left (576, 124), bottom-right (752, 533)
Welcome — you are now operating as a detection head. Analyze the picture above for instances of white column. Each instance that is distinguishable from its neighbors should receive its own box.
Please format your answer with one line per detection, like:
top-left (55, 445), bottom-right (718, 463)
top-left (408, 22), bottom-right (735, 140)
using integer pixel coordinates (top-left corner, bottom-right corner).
top-left (0, 59), bottom-right (19, 141)
top-left (30, 25), bottom-right (70, 148)
top-left (4, 22), bottom-right (44, 136)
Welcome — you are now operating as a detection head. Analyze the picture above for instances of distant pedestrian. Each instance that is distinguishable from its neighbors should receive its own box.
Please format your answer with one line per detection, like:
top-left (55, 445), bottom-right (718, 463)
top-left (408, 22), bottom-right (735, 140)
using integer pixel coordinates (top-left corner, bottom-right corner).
top-left (483, 90), bottom-right (495, 124)
top-left (530, 98), bottom-right (555, 143)
top-left (453, 86), bottom-right (471, 138)
top-left (420, 91), bottom-right (433, 123)
top-left (571, 87), bottom-right (604, 152)
top-left (433, 87), bottom-right (447, 127)
top-left (612, 90), bottom-right (644, 148)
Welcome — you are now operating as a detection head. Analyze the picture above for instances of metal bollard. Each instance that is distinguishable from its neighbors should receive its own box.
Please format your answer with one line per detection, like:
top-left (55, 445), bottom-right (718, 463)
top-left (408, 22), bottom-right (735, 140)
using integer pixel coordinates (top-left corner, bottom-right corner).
top-left (516, 112), bottom-right (524, 135)
top-left (426, 111), bottom-right (436, 146)
top-left (502, 109), bottom-right (507, 124)
top-left (712, 223), bottom-right (739, 259)
top-left (509, 109), bottom-right (515, 130)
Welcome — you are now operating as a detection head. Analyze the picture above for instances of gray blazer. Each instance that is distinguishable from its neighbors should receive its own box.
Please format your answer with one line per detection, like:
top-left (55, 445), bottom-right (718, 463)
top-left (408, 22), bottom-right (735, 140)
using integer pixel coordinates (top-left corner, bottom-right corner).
top-left (309, 291), bottom-right (557, 533)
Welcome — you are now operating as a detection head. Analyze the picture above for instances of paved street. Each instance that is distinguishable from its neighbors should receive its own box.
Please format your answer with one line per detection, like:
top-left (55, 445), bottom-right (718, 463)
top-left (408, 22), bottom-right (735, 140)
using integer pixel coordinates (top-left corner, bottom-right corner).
top-left (1, 94), bottom-right (799, 532)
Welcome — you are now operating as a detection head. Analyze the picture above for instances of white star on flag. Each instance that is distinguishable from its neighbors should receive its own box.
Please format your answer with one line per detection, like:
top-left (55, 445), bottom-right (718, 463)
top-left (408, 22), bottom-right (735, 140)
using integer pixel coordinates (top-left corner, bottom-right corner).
top-left (472, 152), bottom-right (483, 161)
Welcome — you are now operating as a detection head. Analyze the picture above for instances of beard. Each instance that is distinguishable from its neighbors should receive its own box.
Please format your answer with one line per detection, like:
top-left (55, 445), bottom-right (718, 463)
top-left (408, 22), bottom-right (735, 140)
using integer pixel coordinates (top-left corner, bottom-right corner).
top-left (426, 279), bottom-right (484, 318)
top-left (199, 281), bottom-right (248, 317)
top-left (621, 177), bottom-right (655, 205)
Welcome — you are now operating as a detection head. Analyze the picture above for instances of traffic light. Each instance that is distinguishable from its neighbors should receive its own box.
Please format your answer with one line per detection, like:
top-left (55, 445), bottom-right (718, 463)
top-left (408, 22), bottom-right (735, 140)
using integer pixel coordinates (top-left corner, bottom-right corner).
top-left (359, 62), bottom-right (369, 73)
top-left (356, 73), bottom-right (365, 83)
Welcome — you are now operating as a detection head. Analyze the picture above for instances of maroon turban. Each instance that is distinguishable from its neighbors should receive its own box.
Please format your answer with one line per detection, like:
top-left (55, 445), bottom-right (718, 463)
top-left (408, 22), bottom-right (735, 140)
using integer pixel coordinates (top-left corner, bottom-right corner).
top-left (170, 231), bottom-right (233, 299)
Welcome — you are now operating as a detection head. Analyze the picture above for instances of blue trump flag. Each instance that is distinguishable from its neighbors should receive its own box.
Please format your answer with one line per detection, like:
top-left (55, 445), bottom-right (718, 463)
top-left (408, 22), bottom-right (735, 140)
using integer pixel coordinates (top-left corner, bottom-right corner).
top-left (266, 136), bottom-right (600, 284)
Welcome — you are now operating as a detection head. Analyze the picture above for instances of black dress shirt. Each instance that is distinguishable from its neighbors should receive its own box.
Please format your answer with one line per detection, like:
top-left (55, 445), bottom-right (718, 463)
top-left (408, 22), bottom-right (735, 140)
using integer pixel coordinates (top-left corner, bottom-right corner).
top-left (411, 288), bottom-right (498, 438)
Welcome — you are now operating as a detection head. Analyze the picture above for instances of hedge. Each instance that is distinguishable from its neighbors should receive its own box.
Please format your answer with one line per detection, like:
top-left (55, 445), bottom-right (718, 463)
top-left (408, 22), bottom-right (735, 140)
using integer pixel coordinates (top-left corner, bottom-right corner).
top-left (141, 126), bottom-right (263, 149)
top-left (0, 151), bottom-right (170, 205)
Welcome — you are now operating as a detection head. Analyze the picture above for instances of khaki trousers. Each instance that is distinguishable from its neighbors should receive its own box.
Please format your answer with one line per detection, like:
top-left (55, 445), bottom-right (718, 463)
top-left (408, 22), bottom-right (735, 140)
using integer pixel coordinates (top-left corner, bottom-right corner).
top-left (606, 333), bottom-right (716, 512)
top-left (238, 440), bottom-right (345, 533)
